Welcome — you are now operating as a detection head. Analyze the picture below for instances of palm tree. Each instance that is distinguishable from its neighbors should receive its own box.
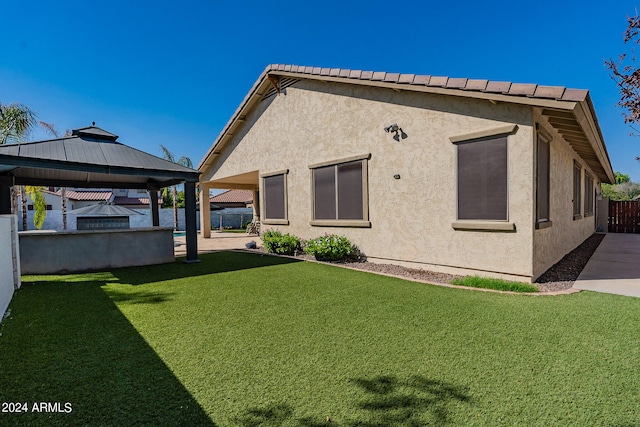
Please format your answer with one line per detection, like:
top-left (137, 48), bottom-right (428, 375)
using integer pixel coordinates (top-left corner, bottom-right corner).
top-left (0, 102), bottom-right (37, 144)
top-left (160, 145), bottom-right (193, 230)
top-left (0, 104), bottom-right (66, 230)
top-left (0, 102), bottom-right (38, 229)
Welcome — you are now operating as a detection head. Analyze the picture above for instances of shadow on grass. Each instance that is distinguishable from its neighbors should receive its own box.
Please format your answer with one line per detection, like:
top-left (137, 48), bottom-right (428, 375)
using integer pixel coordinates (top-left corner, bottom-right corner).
top-left (0, 280), bottom-right (216, 426)
top-left (233, 375), bottom-right (470, 426)
top-left (110, 251), bottom-right (301, 285)
top-left (349, 375), bottom-right (470, 426)
top-left (234, 403), bottom-right (329, 427)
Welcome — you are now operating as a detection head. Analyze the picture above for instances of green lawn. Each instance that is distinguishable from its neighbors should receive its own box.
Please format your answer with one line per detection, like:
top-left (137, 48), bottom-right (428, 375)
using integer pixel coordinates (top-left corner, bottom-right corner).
top-left (1, 252), bottom-right (639, 426)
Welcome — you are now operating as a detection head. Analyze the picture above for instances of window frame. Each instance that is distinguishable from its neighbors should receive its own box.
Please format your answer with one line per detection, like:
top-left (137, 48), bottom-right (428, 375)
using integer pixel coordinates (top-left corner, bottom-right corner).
top-left (535, 126), bottom-right (552, 229)
top-left (309, 153), bottom-right (371, 227)
top-left (260, 169), bottom-right (289, 225)
top-left (451, 127), bottom-right (515, 232)
top-left (573, 161), bottom-right (582, 220)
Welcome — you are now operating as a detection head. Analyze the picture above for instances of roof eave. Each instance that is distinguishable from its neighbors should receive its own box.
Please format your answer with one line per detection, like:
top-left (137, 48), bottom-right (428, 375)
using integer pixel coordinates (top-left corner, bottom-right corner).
top-left (197, 67), bottom-right (578, 173)
top-left (198, 65), bottom-right (615, 185)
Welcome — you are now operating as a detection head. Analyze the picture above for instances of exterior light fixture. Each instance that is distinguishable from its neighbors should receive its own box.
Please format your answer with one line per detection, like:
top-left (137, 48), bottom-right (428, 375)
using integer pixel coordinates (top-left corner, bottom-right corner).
top-left (384, 124), bottom-right (399, 133)
top-left (384, 123), bottom-right (407, 141)
top-left (393, 174), bottom-right (401, 179)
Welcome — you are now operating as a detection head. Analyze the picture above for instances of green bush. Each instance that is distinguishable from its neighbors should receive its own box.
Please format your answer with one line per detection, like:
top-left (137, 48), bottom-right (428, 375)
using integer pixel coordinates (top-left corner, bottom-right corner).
top-left (304, 234), bottom-right (355, 261)
top-left (451, 276), bottom-right (538, 293)
top-left (261, 230), bottom-right (302, 255)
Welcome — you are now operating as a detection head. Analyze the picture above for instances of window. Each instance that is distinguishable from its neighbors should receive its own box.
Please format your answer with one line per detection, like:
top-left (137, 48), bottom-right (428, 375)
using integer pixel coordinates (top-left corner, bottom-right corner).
top-left (310, 154), bottom-right (370, 227)
top-left (456, 135), bottom-right (508, 221)
top-left (28, 205), bottom-right (53, 211)
top-left (536, 129), bottom-right (551, 228)
top-left (77, 216), bottom-right (130, 230)
top-left (584, 173), bottom-right (594, 216)
top-left (573, 161), bottom-right (582, 219)
top-left (261, 170), bottom-right (288, 224)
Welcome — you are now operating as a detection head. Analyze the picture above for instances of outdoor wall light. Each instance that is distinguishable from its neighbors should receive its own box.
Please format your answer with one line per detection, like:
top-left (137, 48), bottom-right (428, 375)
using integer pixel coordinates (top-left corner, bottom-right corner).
top-left (384, 123), bottom-right (408, 141)
top-left (393, 174), bottom-right (401, 179)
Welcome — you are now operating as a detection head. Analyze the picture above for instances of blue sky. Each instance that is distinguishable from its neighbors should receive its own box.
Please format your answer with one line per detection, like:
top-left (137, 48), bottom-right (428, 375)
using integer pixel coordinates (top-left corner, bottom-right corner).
top-left (2, 0), bottom-right (640, 181)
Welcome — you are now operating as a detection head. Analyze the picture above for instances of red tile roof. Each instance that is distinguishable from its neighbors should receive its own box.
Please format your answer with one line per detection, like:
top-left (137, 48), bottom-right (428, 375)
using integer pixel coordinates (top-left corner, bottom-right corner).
top-left (210, 189), bottom-right (253, 204)
top-left (267, 64), bottom-right (587, 101)
top-left (62, 190), bottom-right (112, 201)
top-left (198, 64), bottom-right (614, 184)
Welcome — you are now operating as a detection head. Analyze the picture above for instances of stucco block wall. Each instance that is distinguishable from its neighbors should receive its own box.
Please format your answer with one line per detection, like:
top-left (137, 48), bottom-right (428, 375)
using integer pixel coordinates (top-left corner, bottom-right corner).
top-left (19, 228), bottom-right (175, 274)
top-left (532, 117), bottom-right (601, 279)
top-left (0, 215), bottom-right (20, 318)
top-left (204, 80), bottom-right (537, 279)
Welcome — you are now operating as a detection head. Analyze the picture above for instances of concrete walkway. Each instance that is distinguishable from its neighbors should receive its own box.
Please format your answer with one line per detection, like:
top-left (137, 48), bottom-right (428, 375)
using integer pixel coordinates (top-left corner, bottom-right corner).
top-left (173, 231), bottom-right (261, 257)
top-left (573, 233), bottom-right (640, 297)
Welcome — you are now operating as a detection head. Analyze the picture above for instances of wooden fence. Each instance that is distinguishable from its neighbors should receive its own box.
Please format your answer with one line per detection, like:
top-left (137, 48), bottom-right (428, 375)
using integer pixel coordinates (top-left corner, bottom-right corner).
top-left (609, 200), bottom-right (640, 233)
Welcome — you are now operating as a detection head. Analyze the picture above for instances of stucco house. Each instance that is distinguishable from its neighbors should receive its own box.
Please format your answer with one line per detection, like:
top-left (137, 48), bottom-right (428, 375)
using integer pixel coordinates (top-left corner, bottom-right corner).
top-left (198, 64), bottom-right (614, 282)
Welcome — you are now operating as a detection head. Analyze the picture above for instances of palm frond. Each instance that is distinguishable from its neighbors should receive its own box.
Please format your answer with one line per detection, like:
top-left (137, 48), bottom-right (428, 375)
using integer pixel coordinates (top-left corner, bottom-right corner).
top-left (38, 121), bottom-right (60, 138)
top-left (159, 144), bottom-right (175, 162)
top-left (177, 156), bottom-right (193, 169)
top-left (0, 102), bottom-right (38, 144)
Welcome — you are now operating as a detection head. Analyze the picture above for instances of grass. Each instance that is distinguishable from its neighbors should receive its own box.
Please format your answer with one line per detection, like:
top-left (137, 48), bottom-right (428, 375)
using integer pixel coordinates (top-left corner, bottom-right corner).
top-left (451, 275), bottom-right (539, 292)
top-left (1, 251), bottom-right (640, 426)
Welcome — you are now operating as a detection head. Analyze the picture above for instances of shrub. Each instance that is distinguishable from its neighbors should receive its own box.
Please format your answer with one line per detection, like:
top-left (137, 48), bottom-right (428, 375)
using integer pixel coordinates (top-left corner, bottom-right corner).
top-left (261, 230), bottom-right (302, 255)
top-left (451, 276), bottom-right (538, 293)
top-left (304, 234), bottom-right (356, 261)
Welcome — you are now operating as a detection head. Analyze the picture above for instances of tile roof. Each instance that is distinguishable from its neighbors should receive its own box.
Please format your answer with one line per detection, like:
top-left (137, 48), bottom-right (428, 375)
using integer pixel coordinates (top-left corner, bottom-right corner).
top-left (210, 189), bottom-right (253, 204)
top-left (267, 64), bottom-right (587, 101)
top-left (113, 196), bottom-right (150, 205)
top-left (198, 64), bottom-right (614, 184)
top-left (63, 190), bottom-right (112, 201)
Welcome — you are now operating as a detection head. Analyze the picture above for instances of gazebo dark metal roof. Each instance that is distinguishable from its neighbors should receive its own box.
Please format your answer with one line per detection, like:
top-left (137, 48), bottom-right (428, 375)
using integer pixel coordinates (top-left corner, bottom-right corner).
top-left (0, 125), bottom-right (199, 189)
top-left (0, 125), bottom-right (200, 263)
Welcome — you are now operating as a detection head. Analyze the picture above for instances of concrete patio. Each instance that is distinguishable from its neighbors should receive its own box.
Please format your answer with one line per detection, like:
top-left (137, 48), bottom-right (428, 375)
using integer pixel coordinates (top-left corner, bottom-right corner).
top-left (174, 231), bottom-right (261, 257)
top-left (573, 233), bottom-right (640, 297)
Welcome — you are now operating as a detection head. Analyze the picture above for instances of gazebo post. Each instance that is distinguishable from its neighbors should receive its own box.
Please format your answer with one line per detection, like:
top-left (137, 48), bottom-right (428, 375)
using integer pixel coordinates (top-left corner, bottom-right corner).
top-left (149, 189), bottom-right (160, 227)
top-left (184, 181), bottom-right (200, 263)
top-left (0, 177), bottom-right (11, 214)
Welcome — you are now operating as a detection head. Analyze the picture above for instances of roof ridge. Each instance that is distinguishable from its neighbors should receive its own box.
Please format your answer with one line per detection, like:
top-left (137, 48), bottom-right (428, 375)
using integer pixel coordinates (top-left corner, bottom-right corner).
top-left (266, 64), bottom-right (587, 102)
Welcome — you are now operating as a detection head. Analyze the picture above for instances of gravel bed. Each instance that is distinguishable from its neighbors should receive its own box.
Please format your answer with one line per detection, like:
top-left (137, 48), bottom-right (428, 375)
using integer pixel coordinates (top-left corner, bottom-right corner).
top-left (534, 233), bottom-right (605, 292)
top-left (249, 233), bottom-right (605, 293)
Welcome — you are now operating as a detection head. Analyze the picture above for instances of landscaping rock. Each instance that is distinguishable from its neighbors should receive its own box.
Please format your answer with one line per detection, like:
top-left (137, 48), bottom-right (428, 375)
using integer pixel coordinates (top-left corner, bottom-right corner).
top-left (248, 233), bottom-right (605, 293)
top-left (245, 240), bottom-right (257, 249)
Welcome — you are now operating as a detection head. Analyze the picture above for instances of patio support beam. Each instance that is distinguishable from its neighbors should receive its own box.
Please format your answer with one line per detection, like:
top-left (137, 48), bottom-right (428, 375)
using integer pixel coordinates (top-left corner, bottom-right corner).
top-left (200, 182), bottom-right (211, 238)
top-left (149, 190), bottom-right (160, 227)
top-left (184, 181), bottom-right (200, 263)
top-left (252, 188), bottom-right (260, 222)
top-left (0, 177), bottom-right (11, 214)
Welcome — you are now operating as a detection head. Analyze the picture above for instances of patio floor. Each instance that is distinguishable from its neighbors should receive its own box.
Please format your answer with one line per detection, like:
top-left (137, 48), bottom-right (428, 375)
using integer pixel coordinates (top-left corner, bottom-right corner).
top-left (573, 233), bottom-right (640, 297)
top-left (174, 231), bottom-right (261, 257)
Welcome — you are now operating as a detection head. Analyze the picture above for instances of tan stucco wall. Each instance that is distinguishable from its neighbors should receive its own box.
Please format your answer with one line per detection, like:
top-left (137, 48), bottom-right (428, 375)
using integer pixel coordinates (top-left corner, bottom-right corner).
top-left (531, 114), bottom-right (600, 279)
top-left (202, 80), bottom-right (538, 280)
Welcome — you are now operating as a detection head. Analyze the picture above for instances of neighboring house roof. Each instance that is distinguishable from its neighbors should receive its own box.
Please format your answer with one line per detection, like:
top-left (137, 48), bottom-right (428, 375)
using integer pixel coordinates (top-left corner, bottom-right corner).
top-left (113, 196), bottom-right (150, 205)
top-left (62, 189), bottom-right (112, 202)
top-left (198, 64), bottom-right (615, 184)
top-left (210, 189), bottom-right (253, 204)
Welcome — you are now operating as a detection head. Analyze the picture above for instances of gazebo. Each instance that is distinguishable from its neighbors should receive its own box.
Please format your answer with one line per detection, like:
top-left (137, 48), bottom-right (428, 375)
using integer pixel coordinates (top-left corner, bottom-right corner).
top-left (0, 125), bottom-right (201, 266)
